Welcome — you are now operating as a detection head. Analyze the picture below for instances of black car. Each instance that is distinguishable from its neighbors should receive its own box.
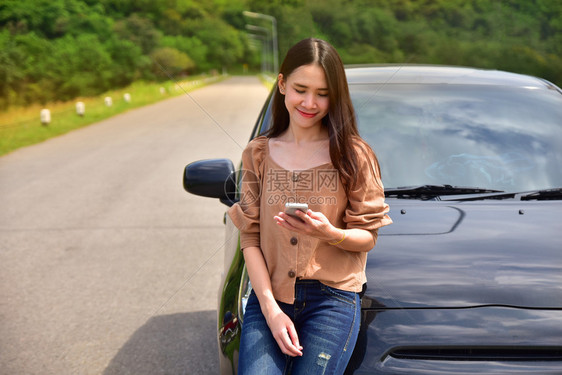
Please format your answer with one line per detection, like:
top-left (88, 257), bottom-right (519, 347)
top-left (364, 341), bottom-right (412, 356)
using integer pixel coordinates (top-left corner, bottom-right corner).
top-left (184, 65), bottom-right (562, 374)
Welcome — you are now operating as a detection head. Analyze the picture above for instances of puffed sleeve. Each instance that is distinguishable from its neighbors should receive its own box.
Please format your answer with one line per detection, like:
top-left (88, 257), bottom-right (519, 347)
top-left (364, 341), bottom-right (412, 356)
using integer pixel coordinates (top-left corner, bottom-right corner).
top-left (344, 142), bottom-right (392, 239)
top-left (227, 136), bottom-right (267, 250)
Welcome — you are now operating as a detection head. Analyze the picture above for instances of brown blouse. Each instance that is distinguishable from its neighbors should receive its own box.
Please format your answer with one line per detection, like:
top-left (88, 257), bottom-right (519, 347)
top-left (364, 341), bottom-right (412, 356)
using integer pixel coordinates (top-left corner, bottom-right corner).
top-left (228, 136), bottom-right (392, 304)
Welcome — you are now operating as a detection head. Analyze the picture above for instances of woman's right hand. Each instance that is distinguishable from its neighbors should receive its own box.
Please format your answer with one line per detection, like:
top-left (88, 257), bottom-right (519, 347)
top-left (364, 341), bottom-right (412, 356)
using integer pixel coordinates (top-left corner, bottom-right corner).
top-left (243, 246), bottom-right (303, 357)
top-left (265, 308), bottom-right (303, 357)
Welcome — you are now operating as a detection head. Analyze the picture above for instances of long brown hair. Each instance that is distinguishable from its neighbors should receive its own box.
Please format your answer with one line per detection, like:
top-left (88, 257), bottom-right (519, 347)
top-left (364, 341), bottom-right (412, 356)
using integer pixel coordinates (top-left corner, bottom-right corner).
top-left (267, 38), bottom-right (381, 194)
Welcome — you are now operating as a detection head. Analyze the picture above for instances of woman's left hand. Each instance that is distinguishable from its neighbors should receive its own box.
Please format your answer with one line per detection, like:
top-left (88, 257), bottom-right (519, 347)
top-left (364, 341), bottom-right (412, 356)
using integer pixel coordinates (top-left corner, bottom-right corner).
top-left (274, 209), bottom-right (340, 242)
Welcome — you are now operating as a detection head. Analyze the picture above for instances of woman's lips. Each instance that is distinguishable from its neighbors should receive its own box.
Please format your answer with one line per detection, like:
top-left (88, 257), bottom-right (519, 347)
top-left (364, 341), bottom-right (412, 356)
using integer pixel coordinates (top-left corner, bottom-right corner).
top-left (297, 108), bottom-right (316, 118)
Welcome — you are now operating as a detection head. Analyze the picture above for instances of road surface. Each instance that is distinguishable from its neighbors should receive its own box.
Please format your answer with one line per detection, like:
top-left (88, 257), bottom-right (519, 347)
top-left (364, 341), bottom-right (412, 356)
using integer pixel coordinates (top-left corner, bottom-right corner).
top-left (0, 76), bottom-right (269, 374)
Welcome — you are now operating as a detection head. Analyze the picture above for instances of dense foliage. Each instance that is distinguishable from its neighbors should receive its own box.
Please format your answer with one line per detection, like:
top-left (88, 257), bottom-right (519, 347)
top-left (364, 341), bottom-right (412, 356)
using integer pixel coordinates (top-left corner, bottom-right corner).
top-left (1, 0), bottom-right (561, 108)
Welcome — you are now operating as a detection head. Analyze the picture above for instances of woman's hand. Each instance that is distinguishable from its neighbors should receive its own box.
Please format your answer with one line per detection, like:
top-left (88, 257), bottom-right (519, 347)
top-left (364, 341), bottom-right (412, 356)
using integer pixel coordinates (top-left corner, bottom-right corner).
top-left (274, 209), bottom-right (341, 242)
top-left (274, 209), bottom-right (375, 251)
top-left (266, 308), bottom-right (303, 357)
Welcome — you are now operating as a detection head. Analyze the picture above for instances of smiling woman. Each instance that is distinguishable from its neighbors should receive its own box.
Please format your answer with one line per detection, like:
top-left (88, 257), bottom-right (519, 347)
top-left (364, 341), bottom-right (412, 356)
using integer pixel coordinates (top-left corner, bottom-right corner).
top-left (278, 64), bottom-right (330, 127)
top-left (227, 38), bottom-right (392, 375)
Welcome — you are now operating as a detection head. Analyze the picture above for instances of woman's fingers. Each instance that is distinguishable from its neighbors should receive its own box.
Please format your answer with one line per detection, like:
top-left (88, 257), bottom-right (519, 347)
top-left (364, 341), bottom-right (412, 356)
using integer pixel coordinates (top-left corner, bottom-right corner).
top-left (275, 211), bottom-right (334, 241)
top-left (268, 312), bottom-right (303, 357)
top-left (306, 209), bottom-right (327, 222)
top-left (287, 324), bottom-right (303, 353)
top-left (274, 326), bottom-right (303, 357)
top-left (275, 211), bottom-right (307, 227)
top-left (273, 213), bottom-right (299, 231)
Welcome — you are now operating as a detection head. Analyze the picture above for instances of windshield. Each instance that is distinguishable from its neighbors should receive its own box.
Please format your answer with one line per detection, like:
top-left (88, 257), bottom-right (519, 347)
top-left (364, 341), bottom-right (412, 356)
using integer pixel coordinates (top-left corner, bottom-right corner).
top-left (351, 84), bottom-right (562, 192)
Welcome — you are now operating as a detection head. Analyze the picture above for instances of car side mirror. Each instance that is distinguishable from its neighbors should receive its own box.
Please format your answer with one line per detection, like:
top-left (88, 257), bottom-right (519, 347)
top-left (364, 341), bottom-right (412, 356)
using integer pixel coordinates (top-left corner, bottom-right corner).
top-left (183, 159), bottom-right (238, 206)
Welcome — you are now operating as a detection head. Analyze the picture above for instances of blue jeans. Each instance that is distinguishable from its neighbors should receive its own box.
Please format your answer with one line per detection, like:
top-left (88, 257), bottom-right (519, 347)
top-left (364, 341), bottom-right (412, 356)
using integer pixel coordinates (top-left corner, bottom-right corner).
top-left (238, 280), bottom-right (361, 375)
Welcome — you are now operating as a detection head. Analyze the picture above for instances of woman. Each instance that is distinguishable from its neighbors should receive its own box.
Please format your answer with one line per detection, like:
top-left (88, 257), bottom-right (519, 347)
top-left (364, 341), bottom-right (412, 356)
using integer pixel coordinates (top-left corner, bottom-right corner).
top-left (228, 38), bottom-right (392, 374)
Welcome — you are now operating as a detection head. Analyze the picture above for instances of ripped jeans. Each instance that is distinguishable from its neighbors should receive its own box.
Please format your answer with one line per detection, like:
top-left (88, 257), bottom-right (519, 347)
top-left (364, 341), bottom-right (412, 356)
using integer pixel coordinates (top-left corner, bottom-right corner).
top-left (238, 280), bottom-right (361, 375)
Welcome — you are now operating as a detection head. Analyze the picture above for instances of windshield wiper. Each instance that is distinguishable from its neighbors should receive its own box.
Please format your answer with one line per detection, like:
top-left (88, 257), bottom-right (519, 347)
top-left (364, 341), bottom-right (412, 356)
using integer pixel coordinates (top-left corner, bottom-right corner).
top-left (385, 185), bottom-right (503, 200)
top-left (520, 188), bottom-right (562, 201)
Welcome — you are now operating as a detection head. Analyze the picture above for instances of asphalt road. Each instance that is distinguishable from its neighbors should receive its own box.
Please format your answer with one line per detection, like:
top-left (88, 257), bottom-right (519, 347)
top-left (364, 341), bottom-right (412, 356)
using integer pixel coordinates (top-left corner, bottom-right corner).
top-left (0, 76), bottom-right (269, 374)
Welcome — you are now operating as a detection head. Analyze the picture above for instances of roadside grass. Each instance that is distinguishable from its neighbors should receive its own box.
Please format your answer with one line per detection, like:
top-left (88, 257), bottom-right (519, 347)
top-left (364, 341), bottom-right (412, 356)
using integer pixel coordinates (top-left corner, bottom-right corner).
top-left (0, 74), bottom-right (225, 156)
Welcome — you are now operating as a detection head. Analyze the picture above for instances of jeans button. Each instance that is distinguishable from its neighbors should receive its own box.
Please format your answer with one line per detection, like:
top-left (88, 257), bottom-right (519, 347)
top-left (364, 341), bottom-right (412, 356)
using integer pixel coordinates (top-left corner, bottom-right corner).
top-left (288, 270), bottom-right (296, 278)
top-left (290, 237), bottom-right (298, 246)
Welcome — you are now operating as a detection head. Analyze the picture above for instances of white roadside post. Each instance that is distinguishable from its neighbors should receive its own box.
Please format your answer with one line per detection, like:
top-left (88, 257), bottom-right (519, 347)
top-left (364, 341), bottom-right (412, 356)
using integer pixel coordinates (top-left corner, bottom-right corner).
top-left (40, 109), bottom-right (51, 126)
top-left (76, 101), bottom-right (85, 116)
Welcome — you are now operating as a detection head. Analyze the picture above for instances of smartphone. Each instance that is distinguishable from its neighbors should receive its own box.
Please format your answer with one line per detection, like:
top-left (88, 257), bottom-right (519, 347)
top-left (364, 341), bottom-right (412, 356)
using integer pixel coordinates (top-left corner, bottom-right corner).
top-left (285, 202), bottom-right (308, 218)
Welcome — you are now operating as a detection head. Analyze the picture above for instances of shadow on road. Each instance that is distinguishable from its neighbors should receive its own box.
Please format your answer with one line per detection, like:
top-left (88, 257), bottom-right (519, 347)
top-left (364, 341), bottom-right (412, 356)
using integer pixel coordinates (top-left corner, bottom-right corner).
top-left (104, 310), bottom-right (218, 375)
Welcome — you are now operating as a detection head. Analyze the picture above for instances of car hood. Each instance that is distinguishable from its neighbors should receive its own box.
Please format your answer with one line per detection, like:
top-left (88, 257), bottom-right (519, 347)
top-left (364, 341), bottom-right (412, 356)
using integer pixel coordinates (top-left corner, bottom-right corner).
top-left (365, 199), bottom-right (562, 309)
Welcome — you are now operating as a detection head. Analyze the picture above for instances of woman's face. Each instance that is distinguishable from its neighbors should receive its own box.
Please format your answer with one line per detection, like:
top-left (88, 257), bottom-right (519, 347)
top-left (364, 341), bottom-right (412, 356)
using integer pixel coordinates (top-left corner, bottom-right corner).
top-left (278, 64), bottom-right (330, 131)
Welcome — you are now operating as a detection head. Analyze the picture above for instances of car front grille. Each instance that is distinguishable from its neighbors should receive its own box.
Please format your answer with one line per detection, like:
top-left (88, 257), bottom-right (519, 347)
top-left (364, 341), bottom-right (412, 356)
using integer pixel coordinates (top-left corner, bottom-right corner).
top-left (388, 347), bottom-right (562, 361)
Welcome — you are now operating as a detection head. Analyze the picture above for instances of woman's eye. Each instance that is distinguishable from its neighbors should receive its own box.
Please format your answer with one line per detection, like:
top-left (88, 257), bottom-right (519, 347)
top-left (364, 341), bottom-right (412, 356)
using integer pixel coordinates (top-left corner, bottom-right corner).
top-left (295, 89), bottom-right (305, 94)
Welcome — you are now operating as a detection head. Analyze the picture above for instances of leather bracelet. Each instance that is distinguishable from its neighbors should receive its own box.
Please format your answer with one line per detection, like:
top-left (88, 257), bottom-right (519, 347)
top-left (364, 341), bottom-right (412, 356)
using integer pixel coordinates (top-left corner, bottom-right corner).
top-left (328, 230), bottom-right (346, 245)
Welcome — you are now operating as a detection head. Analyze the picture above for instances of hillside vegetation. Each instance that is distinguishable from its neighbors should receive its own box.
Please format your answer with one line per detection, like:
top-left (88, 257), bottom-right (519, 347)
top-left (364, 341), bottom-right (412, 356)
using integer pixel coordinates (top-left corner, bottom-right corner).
top-left (1, 0), bottom-right (561, 109)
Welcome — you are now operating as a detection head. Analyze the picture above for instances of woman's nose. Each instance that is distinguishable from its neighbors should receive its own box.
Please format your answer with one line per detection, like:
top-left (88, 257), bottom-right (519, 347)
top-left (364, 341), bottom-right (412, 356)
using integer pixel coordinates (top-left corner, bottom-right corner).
top-left (301, 93), bottom-right (316, 108)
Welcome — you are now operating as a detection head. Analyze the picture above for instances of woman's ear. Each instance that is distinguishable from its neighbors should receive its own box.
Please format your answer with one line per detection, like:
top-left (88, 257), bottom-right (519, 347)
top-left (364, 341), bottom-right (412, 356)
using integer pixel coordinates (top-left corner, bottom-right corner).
top-left (277, 74), bottom-right (285, 95)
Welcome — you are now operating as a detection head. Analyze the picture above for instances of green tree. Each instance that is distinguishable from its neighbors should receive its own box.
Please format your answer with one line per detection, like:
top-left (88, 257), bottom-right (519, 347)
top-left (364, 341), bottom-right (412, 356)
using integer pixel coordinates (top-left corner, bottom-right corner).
top-left (188, 18), bottom-right (244, 71)
top-left (113, 14), bottom-right (161, 54)
top-left (0, 29), bottom-right (24, 107)
top-left (105, 37), bottom-right (149, 86)
top-left (49, 33), bottom-right (113, 99)
top-left (150, 47), bottom-right (195, 78)
top-left (160, 35), bottom-right (207, 70)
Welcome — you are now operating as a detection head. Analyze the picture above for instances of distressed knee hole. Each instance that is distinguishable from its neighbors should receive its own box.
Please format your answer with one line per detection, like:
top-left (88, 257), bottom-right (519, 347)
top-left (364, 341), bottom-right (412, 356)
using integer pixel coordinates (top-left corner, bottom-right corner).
top-left (316, 352), bottom-right (331, 369)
